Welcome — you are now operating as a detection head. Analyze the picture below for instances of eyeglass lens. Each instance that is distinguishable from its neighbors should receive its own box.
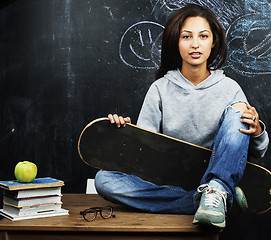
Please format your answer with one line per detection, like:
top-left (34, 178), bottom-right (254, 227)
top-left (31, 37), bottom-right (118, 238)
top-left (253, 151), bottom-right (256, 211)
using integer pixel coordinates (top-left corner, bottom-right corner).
top-left (83, 208), bottom-right (97, 222)
top-left (100, 206), bottom-right (113, 219)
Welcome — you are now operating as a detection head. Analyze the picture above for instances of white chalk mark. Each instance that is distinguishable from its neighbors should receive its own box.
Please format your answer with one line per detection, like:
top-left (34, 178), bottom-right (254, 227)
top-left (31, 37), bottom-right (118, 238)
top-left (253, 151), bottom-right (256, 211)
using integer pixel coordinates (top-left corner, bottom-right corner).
top-left (161, 0), bottom-right (185, 11)
top-left (150, 0), bottom-right (242, 29)
top-left (246, 31), bottom-right (271, 59)
top-left (104, 4), bottom-right (116, 20)
top-left (226, 10), bottom-right (271, 75)
top-left (129, 44), bottom-right (151, 61)
top-left (138, 30), bottom-right (144, 46)
top-left (148, 29), bottom-right (153, 43)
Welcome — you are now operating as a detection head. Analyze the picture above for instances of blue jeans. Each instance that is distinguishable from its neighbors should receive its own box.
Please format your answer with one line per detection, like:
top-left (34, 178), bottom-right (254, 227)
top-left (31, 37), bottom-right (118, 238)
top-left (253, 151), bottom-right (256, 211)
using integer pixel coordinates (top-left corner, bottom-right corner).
top-left (95, 105), bottom-right (250, 214)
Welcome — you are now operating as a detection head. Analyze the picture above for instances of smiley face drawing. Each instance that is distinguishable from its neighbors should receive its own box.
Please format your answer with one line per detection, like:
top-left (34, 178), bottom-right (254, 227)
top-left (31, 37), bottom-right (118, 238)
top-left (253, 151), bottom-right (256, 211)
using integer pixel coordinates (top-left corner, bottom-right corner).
top-left (119, 21), bottom-right (164, 69)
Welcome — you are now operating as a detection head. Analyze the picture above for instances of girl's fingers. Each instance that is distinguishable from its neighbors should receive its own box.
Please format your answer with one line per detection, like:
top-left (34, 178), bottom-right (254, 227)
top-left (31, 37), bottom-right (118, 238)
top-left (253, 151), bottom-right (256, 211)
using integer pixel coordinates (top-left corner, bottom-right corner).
top-left (108, 114), bottom-right (131, 127)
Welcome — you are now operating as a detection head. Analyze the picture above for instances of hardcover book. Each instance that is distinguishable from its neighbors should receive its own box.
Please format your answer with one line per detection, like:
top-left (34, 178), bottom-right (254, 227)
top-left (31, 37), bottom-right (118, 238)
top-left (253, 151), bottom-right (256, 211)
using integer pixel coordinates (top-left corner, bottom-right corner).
top-left (3, 186), bottom-right (62, 198)
top-left (3, 203), bottom-right (62, 216)
top-left (3, 195), bottom-right (62, 207)
top-left (0, 177), bottom-right (64, 191)
top-left (0, 208), bottom-right (69, 221)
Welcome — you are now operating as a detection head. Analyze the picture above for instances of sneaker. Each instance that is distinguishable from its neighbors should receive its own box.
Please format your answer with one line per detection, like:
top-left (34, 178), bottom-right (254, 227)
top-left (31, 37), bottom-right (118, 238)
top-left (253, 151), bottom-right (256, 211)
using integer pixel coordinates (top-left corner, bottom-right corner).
top-left (235, 186), bottom-right (248, 213)
top-left (193, 180), bottom-right (227, 228)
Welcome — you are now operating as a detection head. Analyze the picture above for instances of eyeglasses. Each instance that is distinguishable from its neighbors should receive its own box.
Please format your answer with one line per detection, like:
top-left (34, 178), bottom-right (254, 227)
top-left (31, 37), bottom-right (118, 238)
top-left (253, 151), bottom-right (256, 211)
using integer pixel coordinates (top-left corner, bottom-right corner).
top-left (80, 206), bottom-right (115, 222)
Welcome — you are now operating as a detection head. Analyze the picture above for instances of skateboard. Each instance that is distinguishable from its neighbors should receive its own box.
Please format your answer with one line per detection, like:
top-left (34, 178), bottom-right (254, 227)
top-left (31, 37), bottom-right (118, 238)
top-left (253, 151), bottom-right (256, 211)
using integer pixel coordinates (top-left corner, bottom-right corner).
top-left (78, 118), bottom-right (271, 214)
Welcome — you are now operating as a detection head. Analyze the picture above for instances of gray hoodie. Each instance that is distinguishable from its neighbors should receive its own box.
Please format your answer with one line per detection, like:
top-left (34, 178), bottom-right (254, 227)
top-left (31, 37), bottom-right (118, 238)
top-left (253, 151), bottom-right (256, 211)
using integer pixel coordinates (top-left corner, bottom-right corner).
top-left (137, 69), bottom-right (269, 158)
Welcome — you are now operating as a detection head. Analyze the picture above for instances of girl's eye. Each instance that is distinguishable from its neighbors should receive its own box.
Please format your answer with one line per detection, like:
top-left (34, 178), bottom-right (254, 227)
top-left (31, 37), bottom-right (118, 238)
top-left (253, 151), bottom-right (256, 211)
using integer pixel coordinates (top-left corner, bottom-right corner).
top-left (182, 35), bottom-right (191, 39)
top-left (200, 35), bottom-right (208, 39)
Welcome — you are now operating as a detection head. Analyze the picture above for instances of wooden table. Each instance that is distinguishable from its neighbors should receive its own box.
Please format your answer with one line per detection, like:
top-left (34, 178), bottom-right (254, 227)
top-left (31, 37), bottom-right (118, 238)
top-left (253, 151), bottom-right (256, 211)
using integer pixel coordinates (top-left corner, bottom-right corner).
top-left (0, 194), bottom-right (221, 240)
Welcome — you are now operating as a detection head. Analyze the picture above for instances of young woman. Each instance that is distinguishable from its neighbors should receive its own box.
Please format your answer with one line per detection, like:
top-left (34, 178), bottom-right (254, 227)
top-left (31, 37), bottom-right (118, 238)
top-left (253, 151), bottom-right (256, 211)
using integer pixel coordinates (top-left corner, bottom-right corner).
top-left (95, 4), bottom-right (269, 228)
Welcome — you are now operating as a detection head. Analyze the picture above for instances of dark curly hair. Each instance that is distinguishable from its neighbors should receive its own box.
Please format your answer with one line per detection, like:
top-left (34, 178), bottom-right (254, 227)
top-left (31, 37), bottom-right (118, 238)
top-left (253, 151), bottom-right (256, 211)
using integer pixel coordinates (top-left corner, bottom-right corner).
top-left (156, 4), bottom-right (227, 79)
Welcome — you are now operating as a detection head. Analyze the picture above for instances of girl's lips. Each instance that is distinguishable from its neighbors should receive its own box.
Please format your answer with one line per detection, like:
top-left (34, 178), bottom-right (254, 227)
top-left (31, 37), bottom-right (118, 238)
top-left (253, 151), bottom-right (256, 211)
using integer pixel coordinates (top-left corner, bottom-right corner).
top-left (190, 52), bottom-right (202, 58)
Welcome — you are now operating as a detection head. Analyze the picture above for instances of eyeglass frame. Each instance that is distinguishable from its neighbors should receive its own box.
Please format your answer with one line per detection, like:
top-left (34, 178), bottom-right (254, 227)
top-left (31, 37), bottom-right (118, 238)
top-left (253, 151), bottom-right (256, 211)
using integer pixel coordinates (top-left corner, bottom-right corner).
top-left (80, 206), bottom-right (115, 222)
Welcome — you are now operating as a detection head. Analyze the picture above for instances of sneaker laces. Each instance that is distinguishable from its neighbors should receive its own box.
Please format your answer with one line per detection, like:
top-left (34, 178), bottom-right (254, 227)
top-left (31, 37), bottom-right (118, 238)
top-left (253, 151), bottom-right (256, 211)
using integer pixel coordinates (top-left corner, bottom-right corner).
top-left (197, 184), bottom-right (228, 212)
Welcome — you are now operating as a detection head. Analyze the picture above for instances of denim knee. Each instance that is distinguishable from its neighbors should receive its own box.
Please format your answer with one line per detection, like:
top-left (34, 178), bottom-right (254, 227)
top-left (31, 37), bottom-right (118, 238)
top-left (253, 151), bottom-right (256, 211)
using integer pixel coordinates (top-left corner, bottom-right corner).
top-left (95, 170), bottom-right (129, 197)
top-left (94, 170), bottom-right (111, 195)
top-left (222, 105), bottom-right (249, 131)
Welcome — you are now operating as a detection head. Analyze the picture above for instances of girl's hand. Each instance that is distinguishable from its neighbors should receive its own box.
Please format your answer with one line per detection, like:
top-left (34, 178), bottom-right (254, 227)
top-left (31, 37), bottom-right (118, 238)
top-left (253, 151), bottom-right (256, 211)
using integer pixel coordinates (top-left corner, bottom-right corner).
top-left (240, 105), bottom-right (262, 136)
top-left (108, 114), bottom-right (131, 128)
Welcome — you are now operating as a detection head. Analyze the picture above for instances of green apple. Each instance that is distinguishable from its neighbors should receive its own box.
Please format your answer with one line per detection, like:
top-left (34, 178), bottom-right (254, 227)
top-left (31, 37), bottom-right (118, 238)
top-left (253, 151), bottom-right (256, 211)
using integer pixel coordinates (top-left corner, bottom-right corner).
top-left (14, 161), bottom-right (38, 183)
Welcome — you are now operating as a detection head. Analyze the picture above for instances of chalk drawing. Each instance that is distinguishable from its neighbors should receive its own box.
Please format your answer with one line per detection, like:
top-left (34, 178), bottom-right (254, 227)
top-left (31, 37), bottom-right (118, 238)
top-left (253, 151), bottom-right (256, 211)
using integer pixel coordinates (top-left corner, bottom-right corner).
top-left (226, 0), bottom-right (271, 75)
top-left (160, 0), bottom-right (185, 11)
top-left (119, 0), bottom-right (242, 70)
top-left (119, 21), bottom-right (164, 69)
top-left (150, 0), bottom-right (242, 29)
top-left (119, 0), bottom-right (270, 76)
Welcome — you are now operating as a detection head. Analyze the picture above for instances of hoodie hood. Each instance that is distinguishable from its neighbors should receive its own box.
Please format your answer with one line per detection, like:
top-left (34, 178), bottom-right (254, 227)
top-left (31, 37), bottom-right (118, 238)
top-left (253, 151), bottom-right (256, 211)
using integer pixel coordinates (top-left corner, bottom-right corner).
top-left (163, 69), bottom-right (225, 90)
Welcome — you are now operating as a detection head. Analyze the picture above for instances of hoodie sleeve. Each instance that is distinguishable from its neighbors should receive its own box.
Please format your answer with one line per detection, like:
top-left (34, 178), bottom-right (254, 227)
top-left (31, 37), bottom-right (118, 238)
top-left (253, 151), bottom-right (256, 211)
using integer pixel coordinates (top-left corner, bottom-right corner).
top-left (233, 84), bottom-right (269, 159)
top-left (136, 83), bottom-right (162, 133)
top-left (249, 120), bottom-right (269, 159)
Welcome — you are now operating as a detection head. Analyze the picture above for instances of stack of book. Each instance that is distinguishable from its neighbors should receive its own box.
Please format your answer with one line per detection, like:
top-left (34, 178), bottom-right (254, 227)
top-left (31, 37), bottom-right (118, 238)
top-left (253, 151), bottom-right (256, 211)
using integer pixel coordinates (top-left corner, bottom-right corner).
top-left (0, 177), bottom-right (69, 221)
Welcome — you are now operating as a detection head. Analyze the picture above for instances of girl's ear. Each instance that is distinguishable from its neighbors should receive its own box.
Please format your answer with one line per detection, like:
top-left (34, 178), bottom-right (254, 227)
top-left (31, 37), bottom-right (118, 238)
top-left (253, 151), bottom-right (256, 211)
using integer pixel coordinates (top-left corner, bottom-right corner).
top-left (212, 43), bottom-right (215, 48)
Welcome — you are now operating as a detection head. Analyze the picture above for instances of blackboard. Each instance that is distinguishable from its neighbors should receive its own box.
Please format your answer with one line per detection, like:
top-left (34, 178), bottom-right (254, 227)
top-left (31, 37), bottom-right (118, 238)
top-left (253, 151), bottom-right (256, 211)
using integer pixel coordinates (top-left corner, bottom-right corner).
top-left (0, 0), bottom-right (270, 238)
top-left (0, 0), bottom-right (270, 193)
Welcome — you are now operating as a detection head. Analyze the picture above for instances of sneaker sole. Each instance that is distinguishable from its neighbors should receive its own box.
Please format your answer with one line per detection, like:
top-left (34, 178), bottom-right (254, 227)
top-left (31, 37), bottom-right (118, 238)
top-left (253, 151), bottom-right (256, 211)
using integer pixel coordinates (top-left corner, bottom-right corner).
top-left (192, 218), bottom-right (226, 228)
top-left (235, 186), bottom-right (248, 213)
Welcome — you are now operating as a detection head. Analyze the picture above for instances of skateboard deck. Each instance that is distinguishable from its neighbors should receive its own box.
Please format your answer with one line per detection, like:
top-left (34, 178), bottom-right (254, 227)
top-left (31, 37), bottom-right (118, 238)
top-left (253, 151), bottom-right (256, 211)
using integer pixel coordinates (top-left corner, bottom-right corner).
top-left (78, 118), bottom-right (271, 214)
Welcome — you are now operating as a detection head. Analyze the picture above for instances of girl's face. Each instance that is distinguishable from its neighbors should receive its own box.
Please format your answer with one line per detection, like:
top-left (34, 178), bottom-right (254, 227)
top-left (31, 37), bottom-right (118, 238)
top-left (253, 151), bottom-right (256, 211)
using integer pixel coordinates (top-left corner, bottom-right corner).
top-left (178, 16), bottom-right (214, 71)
